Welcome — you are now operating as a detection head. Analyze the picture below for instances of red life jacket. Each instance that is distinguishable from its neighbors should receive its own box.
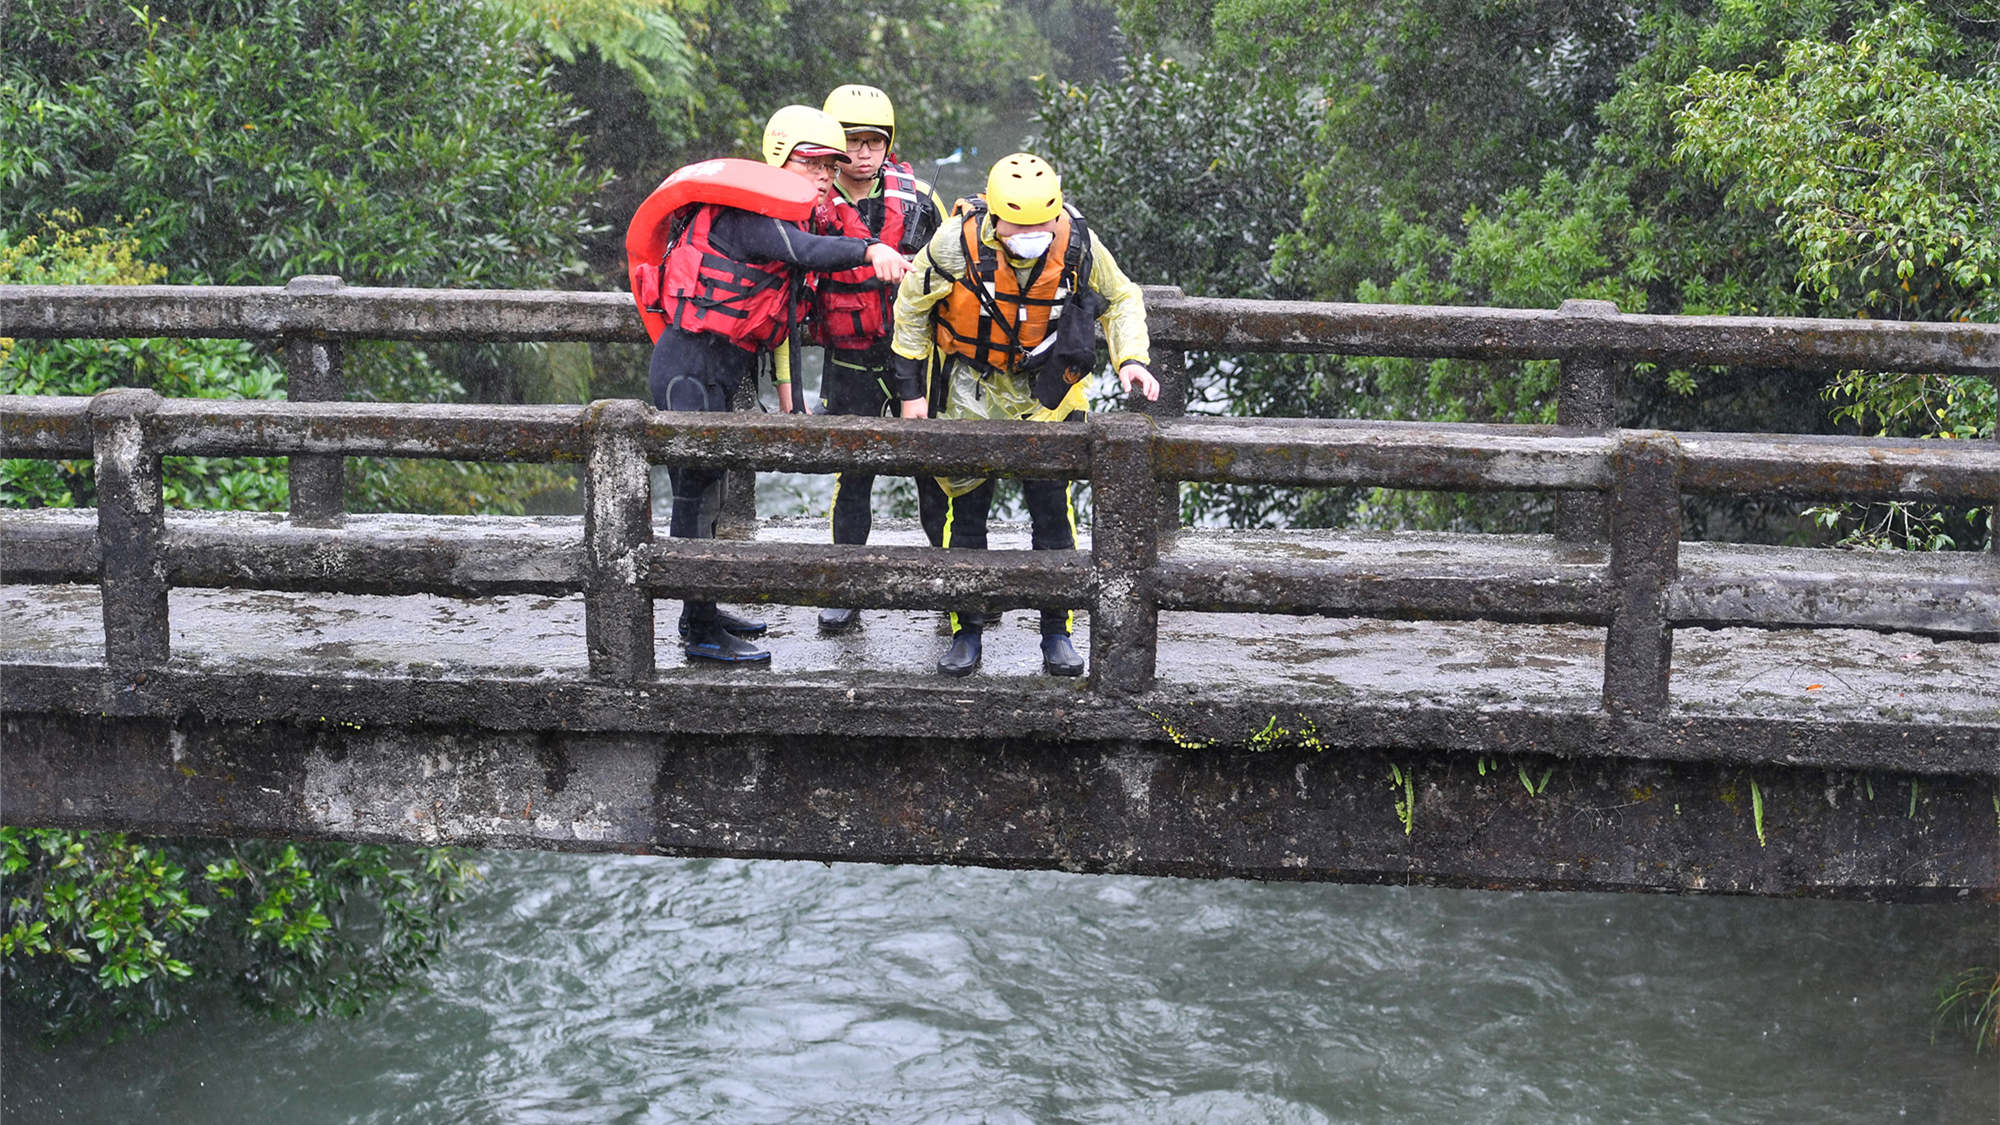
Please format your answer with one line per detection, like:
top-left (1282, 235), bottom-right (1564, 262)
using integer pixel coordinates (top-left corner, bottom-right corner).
top-left (626, 158), bottom-right (816, 345)
top-left (655, 204), bottom-right (800, 351)
top-left (809, 162), bottom-right (922, 349)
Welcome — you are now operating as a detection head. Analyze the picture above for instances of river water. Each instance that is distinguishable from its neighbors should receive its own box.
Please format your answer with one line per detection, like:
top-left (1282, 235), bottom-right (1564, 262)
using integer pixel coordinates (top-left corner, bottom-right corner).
top-left (4, 850), bottom-right (1995, 1123)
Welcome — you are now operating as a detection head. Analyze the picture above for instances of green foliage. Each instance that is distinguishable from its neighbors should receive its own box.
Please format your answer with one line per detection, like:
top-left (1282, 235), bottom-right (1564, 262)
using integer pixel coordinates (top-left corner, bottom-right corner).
top-left (2, 1), bottom-right (613, 510)
top-left (681, 0), bottom-right (1049, 163)
top-left (1388, 763), bottom-right (1415, 836)
top-left (1040, 54), bottom-right (1370, 527)
top-left (1676, 4), bottom-right (2000, 324)
top-left (0, 217), bottom-right (483, 1040)
top-left (1039, 56), bottom-right (1315, 299)
top-left (1263, 0), bottom-right (1645, 302)
top-left (1935, 965), bottom-right (2000, 1053)
top-left (1079, 1), bottom-right (1996, 541)
top-left (1675, 3), bottom-right (1997, 549)
top-left (0, 212), bottom-right (289, 511)
top-left (491, 0), bottom-right (701, 107)
top-left (1, 0), bottom-right (606, 288)
top-left (2, 829), bottom-right (476, 1042)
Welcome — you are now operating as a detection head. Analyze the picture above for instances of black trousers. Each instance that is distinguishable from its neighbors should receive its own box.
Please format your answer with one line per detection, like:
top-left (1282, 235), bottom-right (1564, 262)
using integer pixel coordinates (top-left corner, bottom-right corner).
top-left (649, 329), bottom-right (753, 629)
top-left (917, 473), bottom-right (1076, 636)
top-left (821, 345), bottom-right (899, 548)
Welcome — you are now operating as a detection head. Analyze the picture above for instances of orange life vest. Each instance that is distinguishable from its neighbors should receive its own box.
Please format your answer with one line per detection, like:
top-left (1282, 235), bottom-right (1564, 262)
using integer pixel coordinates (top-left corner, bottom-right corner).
top-left (932, 199), bottom-right (1090, 374)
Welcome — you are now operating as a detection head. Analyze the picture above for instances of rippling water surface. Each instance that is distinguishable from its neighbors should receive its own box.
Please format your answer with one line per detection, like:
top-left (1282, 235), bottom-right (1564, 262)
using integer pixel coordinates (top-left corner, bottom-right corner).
top-left (6, 851), bottom-right (1995, 1123)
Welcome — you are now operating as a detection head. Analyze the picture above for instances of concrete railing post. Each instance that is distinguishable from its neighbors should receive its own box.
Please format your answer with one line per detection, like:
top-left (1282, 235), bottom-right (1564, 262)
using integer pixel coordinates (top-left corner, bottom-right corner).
top-left (1555, 298), bottom-right (1619, 545)
top-left (1088, 412), bottom-right (1160, 696)
top-left (89, 388), bottom-right (170, 669)
top-left (1604, 431), bottom-right (1682, 722)
top-left (283, 275), bottom-right (347, 526)
top-left (583, 399), bottom-right (656, 681)
top-left (1139, 346), bottom-right (1188, 536)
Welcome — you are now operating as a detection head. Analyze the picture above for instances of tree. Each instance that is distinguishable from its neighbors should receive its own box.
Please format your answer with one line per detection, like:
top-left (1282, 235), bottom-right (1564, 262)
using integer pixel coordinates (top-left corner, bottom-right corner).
top-left (1056, 0), bottom-right (1995, 539)
top-left (2, 830), bottom-right (474, 1043)
top-left (1676, 2), bottom-right (1998, 548)
top-left (0, 0), bottom-right (605, 289)
top-left (1, 0), bottom-right (611, 513)
top-left (0, 213), bottom-right (290, 511)
top-left (1, 218), bottom-right (479, 1044)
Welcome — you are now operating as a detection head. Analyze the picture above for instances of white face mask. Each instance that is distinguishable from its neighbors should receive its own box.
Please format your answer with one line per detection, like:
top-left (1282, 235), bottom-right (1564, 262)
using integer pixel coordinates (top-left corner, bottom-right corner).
top-left (1003, 231), bottom-right (1054, 259)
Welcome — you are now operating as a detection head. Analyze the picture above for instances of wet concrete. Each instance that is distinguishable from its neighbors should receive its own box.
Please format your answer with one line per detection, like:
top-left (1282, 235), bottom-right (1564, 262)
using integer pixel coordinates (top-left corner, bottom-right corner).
top-left (3, 519), bottom-right (1993, 731)
top-left (4, 519), bottom-right (1995, 897)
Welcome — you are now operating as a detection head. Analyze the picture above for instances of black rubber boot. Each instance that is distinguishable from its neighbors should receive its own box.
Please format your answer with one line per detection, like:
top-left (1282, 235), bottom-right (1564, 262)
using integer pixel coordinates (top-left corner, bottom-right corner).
top-left (818, 607), bottom-right (862, 634)
top-left (1040, 633), bottom-right (1084, 677)
top-left (937, 625), bottom-right (982, 677)
top-left (678, 605), bottom-right (768, 639)
top-left (683, 625), bottom-right (770, 665)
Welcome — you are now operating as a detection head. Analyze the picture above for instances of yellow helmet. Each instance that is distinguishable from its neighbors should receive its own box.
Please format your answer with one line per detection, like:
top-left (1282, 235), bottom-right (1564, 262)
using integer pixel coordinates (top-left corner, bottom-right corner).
top-left (823, 84), bottom-right (895, 148)
top-left (761, 105), bottom-right (850, 168)
top-left (985, 152), bottom-right (1063, 225)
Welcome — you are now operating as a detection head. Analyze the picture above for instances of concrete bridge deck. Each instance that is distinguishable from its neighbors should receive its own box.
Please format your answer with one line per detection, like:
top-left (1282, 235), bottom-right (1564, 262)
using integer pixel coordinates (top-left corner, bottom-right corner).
top-left (6, 516), bottom-right (1996, 903)
top-left (4, 518), bottom-right (1995, 740)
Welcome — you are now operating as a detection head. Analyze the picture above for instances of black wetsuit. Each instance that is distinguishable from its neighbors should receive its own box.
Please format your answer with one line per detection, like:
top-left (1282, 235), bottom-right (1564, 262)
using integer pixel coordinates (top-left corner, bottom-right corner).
top-left (647, 208), bottom-right (870, 631)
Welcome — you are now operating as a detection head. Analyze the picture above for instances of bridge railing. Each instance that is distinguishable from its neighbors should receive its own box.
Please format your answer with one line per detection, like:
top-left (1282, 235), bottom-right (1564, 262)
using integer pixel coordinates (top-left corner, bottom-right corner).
top-left (3, 399), bottom-right (1996, 722)
top-left (2, 281), bottom-right (1997, 723)
top-left (5, 278), bottom-right (1997, 537)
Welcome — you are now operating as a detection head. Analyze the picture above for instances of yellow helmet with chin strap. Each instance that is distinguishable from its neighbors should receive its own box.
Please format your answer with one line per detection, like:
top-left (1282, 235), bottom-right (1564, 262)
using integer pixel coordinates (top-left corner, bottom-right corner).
top-left (823, 84), bottom-right (895, 149)
top-left (985, 152), bottom-right (1063, 225)
top-left (761, 105), bottom-right (850, 168)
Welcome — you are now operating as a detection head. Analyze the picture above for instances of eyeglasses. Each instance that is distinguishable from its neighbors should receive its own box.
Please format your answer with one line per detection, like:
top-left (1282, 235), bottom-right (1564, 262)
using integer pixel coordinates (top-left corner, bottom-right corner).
top-left (845, 136), bottom-right (888, 154)
top-left (787, 155), bottom-right (839, 174)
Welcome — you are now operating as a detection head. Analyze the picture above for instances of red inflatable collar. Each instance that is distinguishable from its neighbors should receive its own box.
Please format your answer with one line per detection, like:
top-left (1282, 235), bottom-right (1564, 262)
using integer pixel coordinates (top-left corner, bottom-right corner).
top-left (626, 158), bottom-right (819, 342)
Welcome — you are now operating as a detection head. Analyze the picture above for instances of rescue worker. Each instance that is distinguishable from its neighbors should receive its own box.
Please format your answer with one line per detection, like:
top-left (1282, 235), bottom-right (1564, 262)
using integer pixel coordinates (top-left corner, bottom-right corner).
top-left (649, 105), bottom-right (911, 664)
top-left (811, 85), bottom-right (947, 634)
top-left (889, 152), bottom-right (1159, 678)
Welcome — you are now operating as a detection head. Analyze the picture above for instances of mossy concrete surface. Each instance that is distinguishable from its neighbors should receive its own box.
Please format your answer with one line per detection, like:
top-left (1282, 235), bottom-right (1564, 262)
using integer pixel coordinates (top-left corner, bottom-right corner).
top-left (4, 521), bottom-right (1994, 899)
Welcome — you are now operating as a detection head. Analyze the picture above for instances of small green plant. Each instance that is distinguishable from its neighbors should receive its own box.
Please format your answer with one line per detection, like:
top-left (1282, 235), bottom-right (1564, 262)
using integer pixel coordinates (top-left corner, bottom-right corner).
top-left (1519, 764), bottom-right (1552, 797)
top-left (1935, 967), bottom-right (2000, 1053)
top-left (1750, 778), bottom-right (1767, 847)
top-left (1388, 763), bottom-right (1415, 836)
top-left (1909, 779), bottom-right (1923, 819)
top-left (1244, 714), bottom-right (1327, 753)
top-left (1146, 711), bottom-right (1213, 750)
top-left (1248, 715), bottom-right (1280, 750)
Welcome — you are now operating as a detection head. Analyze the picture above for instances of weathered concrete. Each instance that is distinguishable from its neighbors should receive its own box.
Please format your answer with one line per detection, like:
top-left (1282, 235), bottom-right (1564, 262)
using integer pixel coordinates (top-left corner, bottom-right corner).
top-left (4, 522), bottom-right (1996, 773)
top-left (3, 283), bottom-right (1996, 895)
top-left (5, 516), bottom-right (1995, 897)
top-left (281, 275), bottom-right (347, 524)
top-left (3, 709), bottom-right (1993, 901)
top-left (6, 284), bottom-right (1997, 376)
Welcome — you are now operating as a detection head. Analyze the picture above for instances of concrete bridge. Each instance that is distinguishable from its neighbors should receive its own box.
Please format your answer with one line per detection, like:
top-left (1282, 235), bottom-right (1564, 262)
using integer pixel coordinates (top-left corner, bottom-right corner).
top-left (2, 281), bottom-right (1997, 901)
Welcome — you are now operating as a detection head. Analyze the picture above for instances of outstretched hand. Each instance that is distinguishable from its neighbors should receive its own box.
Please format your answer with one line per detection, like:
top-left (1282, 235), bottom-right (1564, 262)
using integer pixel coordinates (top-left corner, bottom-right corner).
top-left (867, 242), bottom-right (912, 285)
top-left (1119, 362), bottom-right (1160, 402)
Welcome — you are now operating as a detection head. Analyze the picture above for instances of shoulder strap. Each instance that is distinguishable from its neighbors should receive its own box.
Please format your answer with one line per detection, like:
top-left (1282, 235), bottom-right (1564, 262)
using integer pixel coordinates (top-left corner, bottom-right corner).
top-left (1060, 203), bottom-right (1092, 292)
